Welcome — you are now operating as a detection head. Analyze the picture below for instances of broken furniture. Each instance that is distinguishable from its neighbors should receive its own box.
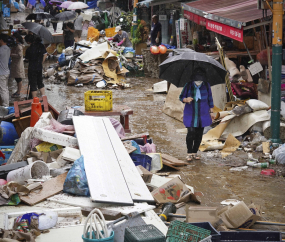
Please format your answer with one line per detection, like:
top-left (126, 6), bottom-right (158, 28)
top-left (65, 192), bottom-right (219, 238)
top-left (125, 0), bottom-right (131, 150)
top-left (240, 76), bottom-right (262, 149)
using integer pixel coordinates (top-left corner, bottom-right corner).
top-left (73, 105), bottom-right (133, 133)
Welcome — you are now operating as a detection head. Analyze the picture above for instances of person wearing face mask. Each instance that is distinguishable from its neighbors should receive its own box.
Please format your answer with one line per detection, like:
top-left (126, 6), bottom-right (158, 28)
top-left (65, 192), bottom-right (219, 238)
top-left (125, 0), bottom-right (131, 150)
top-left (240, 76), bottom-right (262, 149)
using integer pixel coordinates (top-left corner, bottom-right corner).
top-left (179, 69), bottom-right (215, 161)
top-left (35, 0), bottom-right (44, 12)
top-left (10, 32), bottom-right (25, 98)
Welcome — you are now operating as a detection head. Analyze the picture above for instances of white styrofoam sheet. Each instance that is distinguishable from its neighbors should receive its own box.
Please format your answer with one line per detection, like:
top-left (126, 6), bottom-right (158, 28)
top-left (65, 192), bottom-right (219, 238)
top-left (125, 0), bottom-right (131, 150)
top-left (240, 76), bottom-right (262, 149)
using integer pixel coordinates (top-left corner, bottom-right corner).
top-left (73, 116), bottom-right (133, 205)
top-left (103, 118), bottom-right (154, 203)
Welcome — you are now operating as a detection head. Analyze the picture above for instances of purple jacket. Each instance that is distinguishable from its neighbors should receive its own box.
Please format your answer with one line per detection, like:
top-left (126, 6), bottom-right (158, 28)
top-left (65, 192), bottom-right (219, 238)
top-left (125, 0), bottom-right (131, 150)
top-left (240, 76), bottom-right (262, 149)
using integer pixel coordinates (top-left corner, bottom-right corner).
top-left (179, 81), bottom-right (214, 128)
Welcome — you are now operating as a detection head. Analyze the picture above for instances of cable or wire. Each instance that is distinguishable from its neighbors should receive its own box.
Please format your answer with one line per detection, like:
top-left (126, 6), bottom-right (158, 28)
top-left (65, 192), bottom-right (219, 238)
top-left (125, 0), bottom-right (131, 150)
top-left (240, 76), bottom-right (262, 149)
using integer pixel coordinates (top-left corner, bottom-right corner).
top-left (83, 208), bottom-right (109, 240)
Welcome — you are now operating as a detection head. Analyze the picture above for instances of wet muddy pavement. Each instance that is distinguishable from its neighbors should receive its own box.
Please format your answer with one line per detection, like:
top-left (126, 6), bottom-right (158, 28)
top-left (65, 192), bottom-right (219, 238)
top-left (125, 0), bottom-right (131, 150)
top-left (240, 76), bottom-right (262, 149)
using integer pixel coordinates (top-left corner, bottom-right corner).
top-left (41, 76), bottom-right (285, 224)
top-left (9, 11), bottom-right (285, 225)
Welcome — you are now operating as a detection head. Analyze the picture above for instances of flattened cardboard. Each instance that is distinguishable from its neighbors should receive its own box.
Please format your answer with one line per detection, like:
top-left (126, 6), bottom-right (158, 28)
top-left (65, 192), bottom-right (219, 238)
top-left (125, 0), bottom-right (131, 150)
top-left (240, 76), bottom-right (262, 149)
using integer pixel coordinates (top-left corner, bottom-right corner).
top-left (136, 165), bottom-right (153, 183)
top-left (151, 177), bottom-right (197, 204)
top-left (220, 201), bottom-right (261, 229)
top-left (186, 206), bottom-right (218, 225)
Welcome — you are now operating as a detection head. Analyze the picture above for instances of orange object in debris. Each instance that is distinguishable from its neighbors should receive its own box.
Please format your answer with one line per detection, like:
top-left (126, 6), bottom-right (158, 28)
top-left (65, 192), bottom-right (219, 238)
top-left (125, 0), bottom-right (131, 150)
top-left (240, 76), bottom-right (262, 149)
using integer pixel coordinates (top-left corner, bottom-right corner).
top-left (159, 45), bottom-right (167, 54)
top-left (30, 97), bottom-right (42, 127)
top-left (150, 46), bottom-right (159, 55)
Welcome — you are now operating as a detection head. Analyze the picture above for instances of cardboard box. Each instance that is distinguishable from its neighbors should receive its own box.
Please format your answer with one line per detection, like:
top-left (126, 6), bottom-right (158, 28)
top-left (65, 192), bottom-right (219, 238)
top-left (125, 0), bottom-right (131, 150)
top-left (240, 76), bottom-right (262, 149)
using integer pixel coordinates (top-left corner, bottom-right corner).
top-left (220, 201), bottom-right (261, 229)
top-left (136, 165), bottom-right (153, 183)
top-left (186, 206), bottom-right (218, 225)
top-left (151, 177), bottom-right (194, 204)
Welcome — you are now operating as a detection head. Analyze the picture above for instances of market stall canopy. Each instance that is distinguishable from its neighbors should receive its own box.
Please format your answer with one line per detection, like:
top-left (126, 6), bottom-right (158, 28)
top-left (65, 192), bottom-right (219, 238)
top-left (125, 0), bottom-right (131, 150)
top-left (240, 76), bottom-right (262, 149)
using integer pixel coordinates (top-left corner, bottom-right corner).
top-left (137, 0), bottom-right (180, 7)
top-left (182, 0), bottom-right (270, 29)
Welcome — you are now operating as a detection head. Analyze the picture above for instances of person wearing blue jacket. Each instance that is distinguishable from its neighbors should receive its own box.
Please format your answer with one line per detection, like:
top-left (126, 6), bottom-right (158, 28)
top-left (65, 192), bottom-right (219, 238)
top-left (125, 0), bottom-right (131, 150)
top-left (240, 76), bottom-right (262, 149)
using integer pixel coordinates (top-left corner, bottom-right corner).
top-left (179, 71), bottom-right (215, 161)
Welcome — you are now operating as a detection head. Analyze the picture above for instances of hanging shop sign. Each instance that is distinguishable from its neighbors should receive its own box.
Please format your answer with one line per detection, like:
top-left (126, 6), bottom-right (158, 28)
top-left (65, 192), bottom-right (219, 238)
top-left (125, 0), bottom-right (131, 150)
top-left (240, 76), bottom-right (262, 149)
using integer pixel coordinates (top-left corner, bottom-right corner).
top-left (206, 19), bottom-right (243, 42)
top-left (184, 10), bottom-right (206, 26)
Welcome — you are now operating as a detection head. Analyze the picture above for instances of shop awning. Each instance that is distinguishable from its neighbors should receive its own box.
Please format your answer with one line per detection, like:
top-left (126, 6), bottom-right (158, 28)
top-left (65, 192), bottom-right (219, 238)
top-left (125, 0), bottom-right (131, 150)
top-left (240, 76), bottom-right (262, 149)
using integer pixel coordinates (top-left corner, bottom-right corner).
top-left (182, 0), bottom-right (269, 29)
top-left (137, 0), bottom-right (181, 7)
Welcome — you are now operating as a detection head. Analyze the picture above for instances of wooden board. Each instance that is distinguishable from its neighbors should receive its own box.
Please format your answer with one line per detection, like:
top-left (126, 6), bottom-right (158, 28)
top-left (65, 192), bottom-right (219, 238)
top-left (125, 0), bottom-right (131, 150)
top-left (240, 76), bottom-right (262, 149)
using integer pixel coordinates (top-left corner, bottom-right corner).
top-left (81, 207), bottom-right (121, 220)
top-left (47, 194), bottom-right (155, 215)
top-left (73, 116), bottom-right (133, 205)
top-left (12, 116), bottom-right (31, 137)
top-left (162, 159), bottom-right (180, 171)
top-left (121, 132), bottom-right (150, 141)
top-left (20, 172), bottom-right (67, 206)
top-left (103, 118), bottom-right (154, 203)
top-left (161, 154), bottom-right (188, 166)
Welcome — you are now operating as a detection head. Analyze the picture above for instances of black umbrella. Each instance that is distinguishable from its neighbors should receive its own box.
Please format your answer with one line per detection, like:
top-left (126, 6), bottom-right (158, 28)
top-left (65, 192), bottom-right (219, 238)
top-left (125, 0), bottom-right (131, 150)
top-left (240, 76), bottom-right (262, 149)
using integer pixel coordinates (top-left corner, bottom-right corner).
top-left (26, 12), bottom-right (55, 21)
top-left (55, 11), bottom-right (77, 21)
top-left (22, 22), bottom-right (54, 42)
top-left (159, 51), bottom-right (227, 87)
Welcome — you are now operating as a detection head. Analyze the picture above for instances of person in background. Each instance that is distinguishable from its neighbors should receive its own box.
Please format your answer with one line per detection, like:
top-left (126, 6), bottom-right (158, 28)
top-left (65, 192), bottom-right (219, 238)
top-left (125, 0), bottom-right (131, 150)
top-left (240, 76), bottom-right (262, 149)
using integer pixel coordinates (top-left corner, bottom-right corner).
top-left (62, 21), bottom-right (75, 48)
top-left (112, 26), bottom-right (132, 47)
top-left (0, 34), bottom-right (10, 107)
top-left (24, 35), bottom-right (47, 98)
top-left (35, 0), bottom-right (44, 12)
top-left (50, 3), bottom-right (59, 33)
top-left (179, 70), bottom-right (215, 161)
top-left (74, 9), bottom-right (83, 42)
top-left (10, 32), bottom-right (25, 98)
top-left (151, 15), bottom-right (161, 46)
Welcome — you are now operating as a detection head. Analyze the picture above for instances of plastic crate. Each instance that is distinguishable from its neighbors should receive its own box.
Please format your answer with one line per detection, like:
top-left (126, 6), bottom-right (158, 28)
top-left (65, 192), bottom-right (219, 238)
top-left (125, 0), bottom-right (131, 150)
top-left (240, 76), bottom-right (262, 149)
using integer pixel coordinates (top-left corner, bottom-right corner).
top-left (0, 146), bottom-right (15, 165)
top-left (124, 224), bottom-right (166, 242)
top-left (84, 90), bottom-right (113, 111)
top-left (166, 220), bottom-right (211, 242)
top-left (130, 154), bottom-right (152, 171)
top-left (189, 223), bottom-right (220, 242)
top-left (105, 27), bottom-right (116, 37)
top-left (220, 231), bottom-right (282, 242)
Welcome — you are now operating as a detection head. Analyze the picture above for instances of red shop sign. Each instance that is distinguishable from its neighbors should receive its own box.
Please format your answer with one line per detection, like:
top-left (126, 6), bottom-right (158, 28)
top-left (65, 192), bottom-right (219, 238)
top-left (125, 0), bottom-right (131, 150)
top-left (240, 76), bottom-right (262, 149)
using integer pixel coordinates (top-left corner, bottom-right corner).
top-left (206, 19), bottom-right (243, 42)
top-left (184, 10), bottom-right (206, 26)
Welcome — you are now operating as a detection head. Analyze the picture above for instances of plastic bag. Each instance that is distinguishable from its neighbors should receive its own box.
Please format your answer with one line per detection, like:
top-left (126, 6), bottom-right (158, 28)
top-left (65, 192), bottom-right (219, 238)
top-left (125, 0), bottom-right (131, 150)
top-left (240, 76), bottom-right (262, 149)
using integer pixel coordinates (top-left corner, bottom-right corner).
top-left (87, 27), bottom-right (100, 42)
top-left (58, 53), bottom-right (66, 65)
top-left (63, 156), bottom-right (90, 196)
top-left (251, 132), bottom-right (267, 145)
top-left (19, 2), bottom-right (25, 11)
top-left (139, 143), bottom-right (156, 153)
top-left (272, 144), bottom-right (285, 164)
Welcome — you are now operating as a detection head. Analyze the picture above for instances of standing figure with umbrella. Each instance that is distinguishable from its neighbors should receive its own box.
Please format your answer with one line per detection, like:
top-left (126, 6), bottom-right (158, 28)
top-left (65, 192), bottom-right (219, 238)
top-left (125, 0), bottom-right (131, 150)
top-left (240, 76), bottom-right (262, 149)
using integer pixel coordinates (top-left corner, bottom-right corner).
top-left (179, 69), bottom-right (215, 161)
top-left (159, 50), bottom-right (227, 161)
top-left (62, 20), bottom-right (75, 48)
top-left (24, 34), bottom-right (47, 98)
top-left (50, 3), bottom-right (60, 32)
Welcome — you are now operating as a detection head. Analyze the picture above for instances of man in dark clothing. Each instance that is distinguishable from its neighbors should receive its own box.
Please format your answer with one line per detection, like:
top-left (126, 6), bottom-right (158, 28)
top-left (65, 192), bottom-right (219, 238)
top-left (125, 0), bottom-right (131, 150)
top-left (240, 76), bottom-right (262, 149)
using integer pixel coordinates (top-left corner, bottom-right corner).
top-left (24, 35), bottom-right (47, 98)
top-left (151, 15), bottom-right (162, 46)
top-left (50, 3), bottom-right (59, 32)
top-left (62, 22), bottom-right (75, 48)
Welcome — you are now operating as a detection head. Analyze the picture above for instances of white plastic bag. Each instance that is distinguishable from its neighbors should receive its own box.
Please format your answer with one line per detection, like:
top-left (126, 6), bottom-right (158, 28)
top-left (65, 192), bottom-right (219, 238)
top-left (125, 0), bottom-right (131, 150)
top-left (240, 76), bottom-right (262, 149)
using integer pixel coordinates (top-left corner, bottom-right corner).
top-left (246, 99), bottom-right (269, 111)
top-left (272, 144), bottom-right (285, 164)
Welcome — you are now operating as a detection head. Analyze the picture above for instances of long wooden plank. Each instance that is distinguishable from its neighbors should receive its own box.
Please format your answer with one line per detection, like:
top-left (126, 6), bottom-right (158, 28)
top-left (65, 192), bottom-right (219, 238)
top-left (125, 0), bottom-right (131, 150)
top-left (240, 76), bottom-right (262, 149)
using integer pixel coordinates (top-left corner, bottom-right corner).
top-left (20, 172), bottom-right (67, 206)
top-left (73, 116), bottom-right (133, 205)
top-left (161, 154), bottom-right (188, 166)
top-left (121, 132), bottom-right (149, 141)
top-left (103, 118), bottom-right (154, 203)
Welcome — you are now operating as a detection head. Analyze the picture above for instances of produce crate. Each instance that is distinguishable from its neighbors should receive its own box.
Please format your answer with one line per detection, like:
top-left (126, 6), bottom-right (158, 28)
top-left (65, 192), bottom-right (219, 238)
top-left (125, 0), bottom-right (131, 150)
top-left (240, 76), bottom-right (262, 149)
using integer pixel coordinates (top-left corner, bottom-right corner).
top-left (130, 154), bottom-right (152, 171)
top-left (220, 231), bottom-right (282, 242)
top-left (166, 220), bottom-right (211, 242)
top-left (0, 146), bottom-right (15, 165)
top-left (84, 90), bottom-right (112, 111)
top-left (189, 222), bottom-right (220, 242)
top-left (105, 27), bottom-right (116, 37)
top-left (124, 224), bottom-right (166, 242)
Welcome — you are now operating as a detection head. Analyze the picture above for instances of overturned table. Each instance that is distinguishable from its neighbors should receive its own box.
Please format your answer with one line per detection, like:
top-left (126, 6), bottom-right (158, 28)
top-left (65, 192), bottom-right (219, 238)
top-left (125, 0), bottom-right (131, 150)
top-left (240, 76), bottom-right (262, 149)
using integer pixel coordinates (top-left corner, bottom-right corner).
top-left (75, 105), bottom-right (133, 133)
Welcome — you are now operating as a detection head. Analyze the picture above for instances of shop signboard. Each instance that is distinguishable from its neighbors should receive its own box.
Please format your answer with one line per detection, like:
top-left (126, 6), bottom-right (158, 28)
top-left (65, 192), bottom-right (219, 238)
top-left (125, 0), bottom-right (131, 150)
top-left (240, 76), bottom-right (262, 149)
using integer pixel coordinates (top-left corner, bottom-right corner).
top-left (184, 10), bottom-right (206, 26)
top-left (206, 19), bottom-right (243, 42)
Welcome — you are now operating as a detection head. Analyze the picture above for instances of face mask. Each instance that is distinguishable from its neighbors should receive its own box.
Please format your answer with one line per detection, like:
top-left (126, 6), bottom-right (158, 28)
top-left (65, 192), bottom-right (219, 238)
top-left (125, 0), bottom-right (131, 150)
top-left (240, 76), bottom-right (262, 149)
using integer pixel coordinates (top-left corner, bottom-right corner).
top-left (195, 81), bottom-right (203, 86)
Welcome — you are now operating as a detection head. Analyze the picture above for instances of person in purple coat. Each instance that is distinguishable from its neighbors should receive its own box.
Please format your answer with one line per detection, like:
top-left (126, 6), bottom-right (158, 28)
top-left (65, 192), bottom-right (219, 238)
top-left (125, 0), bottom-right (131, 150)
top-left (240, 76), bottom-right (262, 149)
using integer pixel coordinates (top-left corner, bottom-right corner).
top-left (179, 71), bottom-right (215, 161)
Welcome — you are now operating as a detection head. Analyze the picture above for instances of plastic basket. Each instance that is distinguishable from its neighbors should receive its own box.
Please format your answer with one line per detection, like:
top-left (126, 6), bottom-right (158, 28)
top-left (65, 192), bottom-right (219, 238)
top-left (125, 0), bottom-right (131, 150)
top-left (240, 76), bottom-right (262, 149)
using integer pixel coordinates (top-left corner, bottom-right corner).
top-left (105, 27), bottom-right (116, 37)
top-left (84, 90), bottom-right (113, 111)
top-left (166, 220), bottom-right (211, 242)
top-left (82, 231), bottom-right (114, 242)
top-left (0, 146), bottom-right (15, 165)
top-left (130, 154), bottom-right (152, 171)
top-left (189, 223), bottom-right (220, 242)
top-left (124, 224), bottom-right (166, 242)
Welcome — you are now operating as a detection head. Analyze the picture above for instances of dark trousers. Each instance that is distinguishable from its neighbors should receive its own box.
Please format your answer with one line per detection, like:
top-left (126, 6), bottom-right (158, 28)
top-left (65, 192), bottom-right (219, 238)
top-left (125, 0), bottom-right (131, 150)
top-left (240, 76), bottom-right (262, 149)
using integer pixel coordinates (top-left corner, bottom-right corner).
top-left (186, 127), bottom-right (204, 154)
top-left (52, 22), bottom-right (57, 31)
top-left (64, 40), bottom-right (74, 49)
top-left (28, 70), bottom-right (44, 92)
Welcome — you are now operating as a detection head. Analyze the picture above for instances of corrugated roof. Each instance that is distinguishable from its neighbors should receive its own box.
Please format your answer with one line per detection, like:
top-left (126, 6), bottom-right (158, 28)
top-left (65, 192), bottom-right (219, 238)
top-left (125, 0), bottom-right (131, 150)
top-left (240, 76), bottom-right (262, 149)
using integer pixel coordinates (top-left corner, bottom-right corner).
top-left (184, 0), bottom-right (268, 24)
